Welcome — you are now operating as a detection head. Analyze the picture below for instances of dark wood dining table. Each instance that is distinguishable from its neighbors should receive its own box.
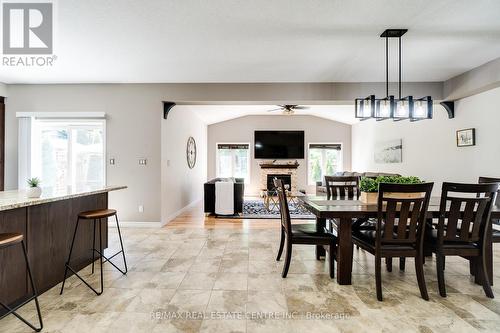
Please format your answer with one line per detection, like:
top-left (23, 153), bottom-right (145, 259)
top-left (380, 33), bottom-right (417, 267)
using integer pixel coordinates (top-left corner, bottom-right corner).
top-left (299, 196), bottom-right (500, 285)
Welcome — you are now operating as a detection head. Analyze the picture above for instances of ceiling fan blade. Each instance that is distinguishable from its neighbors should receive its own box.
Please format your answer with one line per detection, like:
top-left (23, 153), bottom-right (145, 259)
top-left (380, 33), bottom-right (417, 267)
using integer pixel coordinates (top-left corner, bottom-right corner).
top-left (292, 106), bottom-right (309, 110)
top-left (267, 108), bottom-right (283, 112)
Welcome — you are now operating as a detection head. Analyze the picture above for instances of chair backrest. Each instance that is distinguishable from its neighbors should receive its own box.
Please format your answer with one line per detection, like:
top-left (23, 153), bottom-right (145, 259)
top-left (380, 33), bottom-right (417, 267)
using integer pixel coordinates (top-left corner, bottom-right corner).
top-left (478, 177), bottom-right (500, 207)
top-left (437, 182), bottom-right (499, 244)
top-left (324, 176), bottom-right (360, 200)
top-left (376, 182), bottom-right (434, 247)
top-left (274, 178), bottom-right (292, 234)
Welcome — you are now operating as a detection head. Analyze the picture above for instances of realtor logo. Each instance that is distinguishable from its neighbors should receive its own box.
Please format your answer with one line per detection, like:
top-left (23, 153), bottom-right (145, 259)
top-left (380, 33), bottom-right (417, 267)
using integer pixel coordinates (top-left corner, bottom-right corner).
top-left (2, 2), bottom-right (53, 54)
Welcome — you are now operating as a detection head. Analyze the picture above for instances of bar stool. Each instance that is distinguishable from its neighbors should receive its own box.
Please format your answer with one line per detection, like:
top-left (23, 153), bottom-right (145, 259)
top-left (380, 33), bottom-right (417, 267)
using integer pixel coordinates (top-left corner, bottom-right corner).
top-left (60, 209), bottom-right (127, 296)
top-left (0, 233), bottom-right (43, 332)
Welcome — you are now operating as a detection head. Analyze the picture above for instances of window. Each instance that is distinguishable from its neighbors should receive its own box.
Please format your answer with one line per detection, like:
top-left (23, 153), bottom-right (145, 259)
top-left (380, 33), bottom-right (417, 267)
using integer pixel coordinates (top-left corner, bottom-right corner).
top-left (308, 143), bottom-right (342, 185)
top-left (216, 143), bottom-right (250, 182)
top-left (30, 119), bottom-right (106, 191)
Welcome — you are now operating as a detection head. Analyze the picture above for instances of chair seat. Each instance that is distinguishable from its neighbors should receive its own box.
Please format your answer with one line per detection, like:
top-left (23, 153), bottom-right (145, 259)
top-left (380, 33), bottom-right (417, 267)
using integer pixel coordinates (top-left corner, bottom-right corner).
top-left (0, 233), bottom-right (23, 248)
top-left (78, 209), bottom-right (117, 219)
top-left (291, 224), bottom-right (336, 242)
top-left (352, 217), bottom-right (377, 230)
top-left (352, 229), bottom-right (415, 251)
top-left (427, 229), bottom-right (479, 250)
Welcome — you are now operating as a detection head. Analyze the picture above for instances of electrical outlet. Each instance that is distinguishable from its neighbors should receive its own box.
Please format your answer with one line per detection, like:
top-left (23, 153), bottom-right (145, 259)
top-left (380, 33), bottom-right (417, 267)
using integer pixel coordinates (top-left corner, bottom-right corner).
top-left (138, 205), bottom-right (144, 213)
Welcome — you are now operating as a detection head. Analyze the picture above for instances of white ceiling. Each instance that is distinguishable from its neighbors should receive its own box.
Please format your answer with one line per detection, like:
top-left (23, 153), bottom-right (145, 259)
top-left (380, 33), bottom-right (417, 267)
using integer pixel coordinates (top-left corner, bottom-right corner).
top-left (2, 0), bottom-right (500, 84)
top-left (179, 104), bottom-right (357, 125)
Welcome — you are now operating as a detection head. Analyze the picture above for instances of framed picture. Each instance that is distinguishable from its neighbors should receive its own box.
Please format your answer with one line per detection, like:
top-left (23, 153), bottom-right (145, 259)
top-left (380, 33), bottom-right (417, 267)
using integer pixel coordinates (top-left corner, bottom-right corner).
top-left (374, 139), bottom-right (402, 163)
top-left (456, 128), bottom-right (476, 147)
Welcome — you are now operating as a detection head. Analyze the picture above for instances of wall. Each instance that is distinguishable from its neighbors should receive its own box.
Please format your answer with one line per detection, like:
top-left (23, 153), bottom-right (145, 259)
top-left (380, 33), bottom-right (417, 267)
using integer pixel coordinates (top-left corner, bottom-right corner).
top-left (0, 83), bottom-right (7, 96)
top-left (161, 108), bottom-right (207, 225)
top-left (5, 85), bottom-right (162, 222)
top-left (352, 87), bottom-right (500, 194)
top-left (208, 115), bottom-right (351, 194)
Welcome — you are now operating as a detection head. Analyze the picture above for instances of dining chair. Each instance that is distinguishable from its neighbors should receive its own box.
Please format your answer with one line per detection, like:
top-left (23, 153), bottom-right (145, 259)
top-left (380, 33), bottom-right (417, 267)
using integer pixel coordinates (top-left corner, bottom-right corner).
top-left (274, 178), bottom-right (337, 278)
top-left (478, 177), bottom-right (500, 243)
top-left (428, 182), bottom-right (498, 298)
top-left (352, 182), bottom-right (434, 301)
top-left (324, 176), bottom-right (360, 200)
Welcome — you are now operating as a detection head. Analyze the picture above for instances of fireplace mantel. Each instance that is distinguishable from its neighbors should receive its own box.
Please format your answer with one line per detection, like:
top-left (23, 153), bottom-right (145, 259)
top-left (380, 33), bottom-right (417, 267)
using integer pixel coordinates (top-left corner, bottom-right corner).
top-left (259, 162), bottom-right (299, 169)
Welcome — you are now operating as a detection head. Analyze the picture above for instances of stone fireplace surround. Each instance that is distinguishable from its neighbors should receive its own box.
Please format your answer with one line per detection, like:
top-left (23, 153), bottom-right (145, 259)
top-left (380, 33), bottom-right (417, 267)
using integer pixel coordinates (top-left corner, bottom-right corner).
top-left (259, 162), bottom-right (299, 193)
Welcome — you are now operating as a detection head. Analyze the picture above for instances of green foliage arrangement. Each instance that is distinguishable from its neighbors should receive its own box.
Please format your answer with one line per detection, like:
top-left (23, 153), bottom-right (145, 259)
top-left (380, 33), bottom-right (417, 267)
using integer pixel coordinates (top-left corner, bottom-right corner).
top-left (359, 176), bottom-right (423, 193)
top-left (27, 177), bottom-right (41, 188)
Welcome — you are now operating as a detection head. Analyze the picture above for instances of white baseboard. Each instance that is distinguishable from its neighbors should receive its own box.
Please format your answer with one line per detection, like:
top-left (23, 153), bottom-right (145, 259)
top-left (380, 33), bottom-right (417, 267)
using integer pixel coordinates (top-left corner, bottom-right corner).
top-left (163, 199), bottom-right (201, 226)
top-left (108, 221), bottom-right (161, 228)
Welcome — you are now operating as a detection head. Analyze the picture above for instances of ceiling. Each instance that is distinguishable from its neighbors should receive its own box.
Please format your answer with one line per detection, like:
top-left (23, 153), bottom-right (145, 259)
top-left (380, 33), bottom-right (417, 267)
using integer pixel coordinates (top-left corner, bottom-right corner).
top-left (179, 105), bottom-right (357, 125)
top-left (2, 0), bottom-right (500, 84)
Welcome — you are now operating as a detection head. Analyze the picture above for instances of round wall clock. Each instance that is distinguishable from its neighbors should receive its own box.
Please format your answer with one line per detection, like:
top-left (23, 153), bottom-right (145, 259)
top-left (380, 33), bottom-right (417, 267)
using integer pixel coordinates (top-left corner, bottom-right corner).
top-left (186, 136), bottom-right (197, 169)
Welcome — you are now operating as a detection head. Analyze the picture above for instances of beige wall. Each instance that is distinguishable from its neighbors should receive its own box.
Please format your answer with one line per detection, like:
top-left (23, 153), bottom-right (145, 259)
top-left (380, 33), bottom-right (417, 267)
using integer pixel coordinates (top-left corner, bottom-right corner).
top-left (161, 108), bottom-right (207, 225)
top-left (5, 84), bottom-right (163, 222)
top-left (208, 115), bottom-right (351, 195)
top-left (352, 87), bottom-right (500, 195)
top-left (0, 83), bottom-right (7, 96)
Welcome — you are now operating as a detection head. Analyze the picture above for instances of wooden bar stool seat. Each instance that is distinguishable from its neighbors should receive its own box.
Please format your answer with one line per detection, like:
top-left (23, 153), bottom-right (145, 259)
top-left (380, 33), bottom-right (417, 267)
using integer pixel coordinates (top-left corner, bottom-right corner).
top-left (0, 233), bottom-right (43, 332)
top-left (78, 209), bottom-right (117, 219)
top-left (0, 233), bottom-right (23, 248)
top-left (60, 208), bottom-right (127, 296)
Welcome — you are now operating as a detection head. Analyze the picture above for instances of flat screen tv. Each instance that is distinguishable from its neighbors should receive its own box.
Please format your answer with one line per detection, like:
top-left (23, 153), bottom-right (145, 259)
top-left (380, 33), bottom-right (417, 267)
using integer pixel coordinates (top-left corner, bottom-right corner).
top-left (254, 130), bottom-right (305, 159)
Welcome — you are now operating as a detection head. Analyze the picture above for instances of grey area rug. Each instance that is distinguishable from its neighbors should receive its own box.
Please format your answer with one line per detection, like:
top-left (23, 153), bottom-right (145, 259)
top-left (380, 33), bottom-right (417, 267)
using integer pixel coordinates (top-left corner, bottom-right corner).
top-left (217, 199), bottom-right (315, 219)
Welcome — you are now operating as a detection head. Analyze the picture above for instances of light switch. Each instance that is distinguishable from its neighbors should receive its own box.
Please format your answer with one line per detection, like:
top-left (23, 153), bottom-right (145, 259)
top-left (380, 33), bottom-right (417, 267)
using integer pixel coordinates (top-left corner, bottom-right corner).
top-left (139, 158), bottom-right (147, 165)
top-left (110, 158), bottom-right (115, 165)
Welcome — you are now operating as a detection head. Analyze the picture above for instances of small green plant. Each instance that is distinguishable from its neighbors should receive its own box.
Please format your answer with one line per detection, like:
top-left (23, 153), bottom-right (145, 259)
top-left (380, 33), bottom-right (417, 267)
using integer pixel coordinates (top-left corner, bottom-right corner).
top-left (359, 176), bottom-right (423, 193)
top-left (27, 177), bottom-right (41, 188)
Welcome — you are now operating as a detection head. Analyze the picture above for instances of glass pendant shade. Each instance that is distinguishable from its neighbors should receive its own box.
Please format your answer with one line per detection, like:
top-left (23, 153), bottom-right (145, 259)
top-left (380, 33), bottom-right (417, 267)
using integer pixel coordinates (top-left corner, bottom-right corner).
top-left (375, 96), bottom-right (394, 119)
top-left (355, 95), bottom-right (375, 119)
top-left (394, 96), bottom-right (413, 120)
top-left (411, 96), bottom-right (433, 120)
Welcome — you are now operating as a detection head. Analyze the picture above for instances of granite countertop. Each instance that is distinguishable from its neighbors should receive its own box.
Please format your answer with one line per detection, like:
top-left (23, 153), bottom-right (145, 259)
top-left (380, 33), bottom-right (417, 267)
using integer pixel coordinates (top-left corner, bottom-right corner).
top-left (0, 185), bottom-right (127, 211)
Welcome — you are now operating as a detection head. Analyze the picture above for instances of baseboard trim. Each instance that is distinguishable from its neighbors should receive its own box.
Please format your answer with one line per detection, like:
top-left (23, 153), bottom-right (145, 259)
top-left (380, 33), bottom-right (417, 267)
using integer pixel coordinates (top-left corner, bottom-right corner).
top-left (163, 199), bottom-right (201, 226)
top-left (108, 221), bottom-right (161, 228)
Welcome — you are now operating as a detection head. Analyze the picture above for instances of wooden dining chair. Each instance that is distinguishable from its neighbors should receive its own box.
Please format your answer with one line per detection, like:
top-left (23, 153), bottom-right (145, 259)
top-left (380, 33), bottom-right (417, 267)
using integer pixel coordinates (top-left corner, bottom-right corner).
top-left (324, 176), bottom-right (360, 200)
top-left (479, 177), bottom-right (500, 243)
top-left (274, 178), bottom-right (337, 278)
top-left (428, 182), bottom-right (498, 298)
top-left (352, 182), bottom-right (434, 301)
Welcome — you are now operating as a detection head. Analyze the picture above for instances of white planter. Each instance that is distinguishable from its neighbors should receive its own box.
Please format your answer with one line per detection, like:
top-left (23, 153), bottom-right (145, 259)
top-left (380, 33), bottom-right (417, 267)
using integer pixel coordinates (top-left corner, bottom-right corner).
top-left (27, 187), bottom-right (42, 198)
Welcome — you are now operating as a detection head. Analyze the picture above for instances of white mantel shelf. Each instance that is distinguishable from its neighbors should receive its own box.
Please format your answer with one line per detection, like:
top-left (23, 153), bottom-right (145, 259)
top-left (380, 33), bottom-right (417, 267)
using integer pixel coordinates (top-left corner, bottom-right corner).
top-left (0, 185), bottom-right (127, 211)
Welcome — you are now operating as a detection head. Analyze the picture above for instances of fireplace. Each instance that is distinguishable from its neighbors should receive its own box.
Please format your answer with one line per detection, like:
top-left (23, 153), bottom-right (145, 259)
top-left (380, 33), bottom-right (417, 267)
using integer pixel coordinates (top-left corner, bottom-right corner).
top-left (267, 174), bottom-right (291, 191)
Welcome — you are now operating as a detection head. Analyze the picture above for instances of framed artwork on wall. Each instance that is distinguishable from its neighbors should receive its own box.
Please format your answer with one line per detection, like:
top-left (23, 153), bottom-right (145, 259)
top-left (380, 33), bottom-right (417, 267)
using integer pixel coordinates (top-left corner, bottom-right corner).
top-left (456, 128), bottom-right (475, 147)
top-left (374, 139), bottom-right (402, 164)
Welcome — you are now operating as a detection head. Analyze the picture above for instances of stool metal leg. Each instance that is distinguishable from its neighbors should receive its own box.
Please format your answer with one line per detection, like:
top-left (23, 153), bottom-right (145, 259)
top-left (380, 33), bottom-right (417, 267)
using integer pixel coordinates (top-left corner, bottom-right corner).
top-left (98, 218), bottom-right (104, 294)
top-left (91, 219), bottom-right (96, 274)
top-left (60, 216), bottom-right (80, 295)
top-left (0, 241), bottom-right (43, 332)
top-left (115, 214), bottom-right (128, 273)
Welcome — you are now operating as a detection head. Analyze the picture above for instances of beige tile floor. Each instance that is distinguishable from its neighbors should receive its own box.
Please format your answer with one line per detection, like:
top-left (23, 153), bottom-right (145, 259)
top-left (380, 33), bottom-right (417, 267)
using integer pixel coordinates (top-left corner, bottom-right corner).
top-left (2, 206), bottom-right (500, 332)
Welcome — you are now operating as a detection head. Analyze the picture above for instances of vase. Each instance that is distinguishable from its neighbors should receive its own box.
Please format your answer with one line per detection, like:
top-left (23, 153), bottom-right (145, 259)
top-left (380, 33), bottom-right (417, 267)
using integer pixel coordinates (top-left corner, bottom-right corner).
top-left (359, 191), bottom-right (378, 204)
top-left (27, 186), bottom-right (42, 198)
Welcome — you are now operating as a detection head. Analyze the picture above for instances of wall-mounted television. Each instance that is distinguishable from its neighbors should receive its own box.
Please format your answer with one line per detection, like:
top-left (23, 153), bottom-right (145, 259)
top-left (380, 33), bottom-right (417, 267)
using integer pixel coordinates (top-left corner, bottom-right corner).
top-left (254, 130), bottom-right (305, 159)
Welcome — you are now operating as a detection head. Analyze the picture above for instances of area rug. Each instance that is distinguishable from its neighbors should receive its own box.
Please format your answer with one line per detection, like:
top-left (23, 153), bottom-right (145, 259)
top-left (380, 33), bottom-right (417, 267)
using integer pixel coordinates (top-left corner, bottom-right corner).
top-left (230, 199), bottom-right (315, 219)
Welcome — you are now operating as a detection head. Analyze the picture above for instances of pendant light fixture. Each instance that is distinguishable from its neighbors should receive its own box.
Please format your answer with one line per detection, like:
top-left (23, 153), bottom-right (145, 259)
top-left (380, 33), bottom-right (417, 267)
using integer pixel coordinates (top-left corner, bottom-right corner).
top-left (355, 29), bottom-right (433, 121)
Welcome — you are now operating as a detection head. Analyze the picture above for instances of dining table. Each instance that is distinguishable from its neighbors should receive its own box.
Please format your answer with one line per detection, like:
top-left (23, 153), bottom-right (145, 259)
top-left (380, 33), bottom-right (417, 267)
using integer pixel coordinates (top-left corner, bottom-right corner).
top-left (299, 196), bottom-right (500, 285)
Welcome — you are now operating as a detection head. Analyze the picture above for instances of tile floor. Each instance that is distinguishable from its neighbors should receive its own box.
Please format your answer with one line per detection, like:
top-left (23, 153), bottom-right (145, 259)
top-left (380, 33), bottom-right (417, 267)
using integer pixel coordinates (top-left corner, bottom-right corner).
top-left (1, 208), bottom-right (500, 332)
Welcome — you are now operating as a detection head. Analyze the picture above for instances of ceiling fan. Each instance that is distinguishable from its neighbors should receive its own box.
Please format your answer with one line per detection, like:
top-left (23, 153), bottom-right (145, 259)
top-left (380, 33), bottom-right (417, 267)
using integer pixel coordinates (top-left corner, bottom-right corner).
top-left (267, 104), bottom-right (309, 115)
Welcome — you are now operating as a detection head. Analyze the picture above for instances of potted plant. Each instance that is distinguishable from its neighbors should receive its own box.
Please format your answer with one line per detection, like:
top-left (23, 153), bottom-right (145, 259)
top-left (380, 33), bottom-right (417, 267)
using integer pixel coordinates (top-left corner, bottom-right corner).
top-left (359, 176), bottom-right (423, 204)
top-left (26, 177), bottom-right (42, 198)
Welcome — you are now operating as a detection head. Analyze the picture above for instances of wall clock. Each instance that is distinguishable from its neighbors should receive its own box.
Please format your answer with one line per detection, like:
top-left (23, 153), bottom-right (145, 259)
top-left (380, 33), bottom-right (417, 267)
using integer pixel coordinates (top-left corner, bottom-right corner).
top-left (186, 136), bottom-right (197, 169)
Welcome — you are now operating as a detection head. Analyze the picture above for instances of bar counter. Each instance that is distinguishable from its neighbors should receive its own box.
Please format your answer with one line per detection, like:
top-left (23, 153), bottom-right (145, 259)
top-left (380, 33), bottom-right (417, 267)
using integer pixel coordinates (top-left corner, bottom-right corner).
top-left (0, 185), bottom-right (126, 312)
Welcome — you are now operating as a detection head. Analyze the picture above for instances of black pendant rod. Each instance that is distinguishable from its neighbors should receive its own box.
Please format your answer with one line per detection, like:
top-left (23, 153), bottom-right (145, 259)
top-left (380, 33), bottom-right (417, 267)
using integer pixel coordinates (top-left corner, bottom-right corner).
top-left (399, 36), bottom-right (402, 99)
top-left (385, 35), bottom-right (389, 98)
